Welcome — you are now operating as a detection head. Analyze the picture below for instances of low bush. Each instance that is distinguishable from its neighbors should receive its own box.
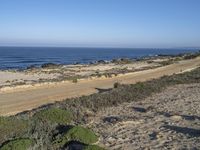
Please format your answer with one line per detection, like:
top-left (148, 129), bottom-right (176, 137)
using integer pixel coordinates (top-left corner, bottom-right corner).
top-left (158, 60), bottom-right (173, 66)
top-left (65, 126), bottom-right (98, 144)
top-left (53, 126), bottom-right (98, 148)
top-left (72, 78), bottom-right (78, 83)
top-left (183, 52), bottom-right (200, 60)
top-left (0, 138), bottom-right (33, 150)
top-left (113, 82), bottom-right (120, 88)
top-left (33, 108), bottom-right (72, 125)
top-left (0, 117), bottom-right (28, 144)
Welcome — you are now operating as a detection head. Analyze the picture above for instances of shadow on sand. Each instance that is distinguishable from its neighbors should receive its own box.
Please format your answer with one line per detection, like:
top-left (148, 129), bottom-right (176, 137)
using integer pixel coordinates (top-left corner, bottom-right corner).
top-left (163, 125), bottom-right (200, 137)
top-left (95, 88), bottom-right (112, 93)
top-left (158, 111), bottom-right (200, 121)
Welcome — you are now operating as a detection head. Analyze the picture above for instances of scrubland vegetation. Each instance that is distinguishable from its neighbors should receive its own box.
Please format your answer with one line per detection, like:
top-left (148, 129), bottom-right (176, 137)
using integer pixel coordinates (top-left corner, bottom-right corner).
top-left (0, 67), bottom-right (200, 149)
top-left (0, 138), bottom-right (33, 150)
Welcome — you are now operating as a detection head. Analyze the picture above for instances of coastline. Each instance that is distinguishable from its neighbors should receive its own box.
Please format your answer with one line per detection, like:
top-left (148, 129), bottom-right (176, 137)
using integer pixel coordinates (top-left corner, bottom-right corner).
top-left (1, 47), bottom-right (199, 71)
top-left (1, 53), bottom-right (200, 149)
top-left (0, 54), bottom-right (200, 116)
top-left (0, 51), bottom-right (199, 91)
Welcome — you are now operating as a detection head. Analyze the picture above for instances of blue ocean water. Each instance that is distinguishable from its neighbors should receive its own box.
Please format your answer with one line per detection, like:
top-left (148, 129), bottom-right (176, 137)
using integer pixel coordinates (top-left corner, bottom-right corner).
top-left (0, 47), bottom-right (199, 70)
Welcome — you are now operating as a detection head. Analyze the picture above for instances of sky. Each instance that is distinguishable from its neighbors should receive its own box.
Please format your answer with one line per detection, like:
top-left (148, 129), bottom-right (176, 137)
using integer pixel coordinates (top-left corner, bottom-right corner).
top-left (0, 0), bottom-right (199, 48)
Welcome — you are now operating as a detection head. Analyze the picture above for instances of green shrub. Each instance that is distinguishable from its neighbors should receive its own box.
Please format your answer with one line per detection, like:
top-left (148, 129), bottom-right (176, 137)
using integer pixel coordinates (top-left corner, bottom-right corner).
top-left (33, 108), bottom-right (72, 125)
top-left (53, 126), bottom-right (98, 147)
top-left (0, 139), bottom-right (33, 150)
top-left (84, 145), bottom-right (105, 150)
top-left (72, 78), bottom-right (78, 83)
top-left (134, 82), bottom-right (145, 89)
top-left (113, 82), bottom-right (120, 88)
top-left (0, 117), bottom-right (28, 144)
top-left (65, 126), bottom-right (98, 144)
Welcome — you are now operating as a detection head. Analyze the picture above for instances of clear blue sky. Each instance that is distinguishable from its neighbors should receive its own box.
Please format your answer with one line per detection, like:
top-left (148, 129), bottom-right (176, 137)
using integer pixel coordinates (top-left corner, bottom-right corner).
top-left (0, 0), bottom-right (199, 48)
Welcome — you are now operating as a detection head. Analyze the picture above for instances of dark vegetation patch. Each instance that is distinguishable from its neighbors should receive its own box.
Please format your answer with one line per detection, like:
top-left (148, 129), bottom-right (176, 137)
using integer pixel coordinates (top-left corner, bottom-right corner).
top-left (111, 58), bottom-right (134, 64)
top-left (41, 63), bottom-right (61, 69)
top-left (62, 140), bottom-right (86, 150)
top-left (0, 117), bottom-right (29, 144)
top-left (132, 107), bottom-right (147, 113)
top-left (33, 108), bottom-right (72, 125)
top-left (103, 116), bottom-right (122, 124)
top-left (148, 131), bottom-right (158, 140)
top-left (0, 138), bottom-right (33, 150)
top-left (158, 60), bottom-right (173, 66)
top-left (113, 82), bottom-right (121, 88)
top-left (61, 141), bottom-right (105, 150)
top-left (183, 51), bottom-right (200, 60)
top-left (53, 126), bottom-right (98, 149)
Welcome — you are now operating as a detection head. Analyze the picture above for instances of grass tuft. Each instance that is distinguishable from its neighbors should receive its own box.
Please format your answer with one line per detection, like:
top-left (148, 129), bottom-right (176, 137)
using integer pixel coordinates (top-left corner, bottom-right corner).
top-left (33, 108), bottom-right (72, 125)
top-left (65, 126), bottom-right (98, 144)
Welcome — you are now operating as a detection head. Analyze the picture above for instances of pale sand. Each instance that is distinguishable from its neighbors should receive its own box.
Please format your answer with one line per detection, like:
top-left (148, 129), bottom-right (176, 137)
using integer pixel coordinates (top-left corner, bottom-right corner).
top-left (0, 57), bottom-right (200, 116)
top-left (0, 70), bottom-right (58, 87)
top-left (0, 60), bottom-right (160, 87)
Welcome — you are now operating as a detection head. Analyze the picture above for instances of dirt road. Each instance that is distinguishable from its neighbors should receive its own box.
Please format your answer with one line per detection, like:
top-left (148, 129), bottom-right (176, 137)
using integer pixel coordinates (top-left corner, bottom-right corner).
top-left (0, 57), bottom-right (200, 116)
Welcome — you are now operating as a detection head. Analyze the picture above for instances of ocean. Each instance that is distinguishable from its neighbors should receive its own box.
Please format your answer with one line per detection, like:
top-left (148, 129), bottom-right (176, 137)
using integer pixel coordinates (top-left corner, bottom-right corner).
top-left (0, 47), bottom-right (199, 70)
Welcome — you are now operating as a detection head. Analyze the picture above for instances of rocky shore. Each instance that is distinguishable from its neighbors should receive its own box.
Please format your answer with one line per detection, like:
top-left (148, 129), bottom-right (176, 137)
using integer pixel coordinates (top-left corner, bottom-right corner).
top-left (0, 51), bottom-right (199, 90)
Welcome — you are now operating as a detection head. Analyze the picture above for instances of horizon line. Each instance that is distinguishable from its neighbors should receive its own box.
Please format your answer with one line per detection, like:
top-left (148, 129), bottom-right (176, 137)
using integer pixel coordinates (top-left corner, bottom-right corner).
top-left (0, 45), bottom-right (200, 50)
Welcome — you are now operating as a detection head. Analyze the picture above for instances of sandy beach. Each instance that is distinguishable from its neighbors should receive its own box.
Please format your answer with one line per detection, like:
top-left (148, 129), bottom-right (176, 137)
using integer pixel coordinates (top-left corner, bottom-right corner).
top-left (0, 56), bottom-right (200, 116)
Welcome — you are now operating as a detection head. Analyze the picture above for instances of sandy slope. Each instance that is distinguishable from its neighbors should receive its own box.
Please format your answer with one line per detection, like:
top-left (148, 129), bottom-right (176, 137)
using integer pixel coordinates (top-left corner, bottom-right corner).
top-left (0, 57), bottom-right (200, 116)
top-left (89, 83), bottom-right (200, 149)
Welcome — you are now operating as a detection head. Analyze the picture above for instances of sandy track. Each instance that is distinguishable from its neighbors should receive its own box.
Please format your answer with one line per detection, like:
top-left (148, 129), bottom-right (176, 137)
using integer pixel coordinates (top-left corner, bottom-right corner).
top-left (0, 57), bottom-right (200, 116)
